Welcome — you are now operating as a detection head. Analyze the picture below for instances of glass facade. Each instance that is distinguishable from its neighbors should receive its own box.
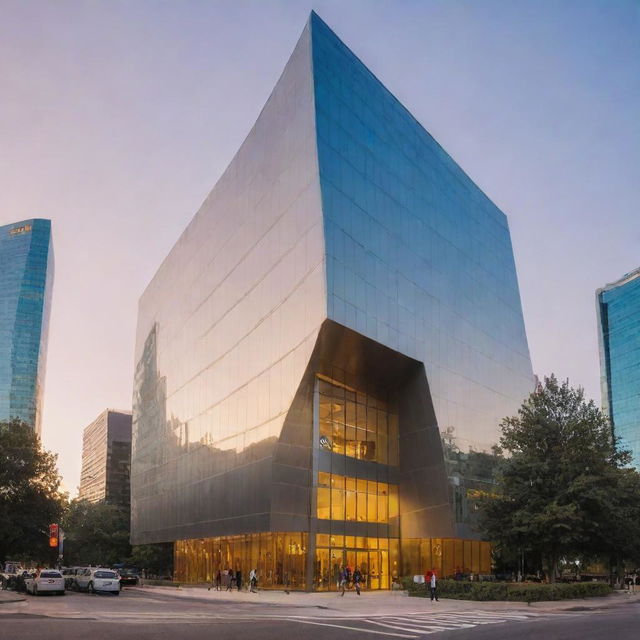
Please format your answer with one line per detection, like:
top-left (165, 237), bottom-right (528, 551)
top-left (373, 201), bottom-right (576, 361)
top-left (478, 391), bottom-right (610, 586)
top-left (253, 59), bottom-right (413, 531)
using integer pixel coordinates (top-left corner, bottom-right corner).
top-left (316, 472), bottom-right (398, 523)
top-left (315, 533), bottom-right (399, 591)
top-left (79, 409), bottom-right (132, 506)
top-left (0, 218), bottom-right (54, 434)
top-left (131, 12), bottom-right (533, 588)
top-left (597, 268), bottom-right (640, 467)
top-left (175, 533), bottom-right (307, 589)
top-left (400, 538), bottom-right (492, 578)
top-left (318, 376), bottom-right (399, 465)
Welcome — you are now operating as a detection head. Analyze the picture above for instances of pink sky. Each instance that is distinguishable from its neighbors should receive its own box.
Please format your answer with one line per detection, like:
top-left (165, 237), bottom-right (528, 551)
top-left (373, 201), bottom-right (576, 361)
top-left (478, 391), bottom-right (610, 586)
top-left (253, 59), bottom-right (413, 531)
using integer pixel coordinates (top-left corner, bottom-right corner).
top-left (1, 0), bottom-right (638, 494)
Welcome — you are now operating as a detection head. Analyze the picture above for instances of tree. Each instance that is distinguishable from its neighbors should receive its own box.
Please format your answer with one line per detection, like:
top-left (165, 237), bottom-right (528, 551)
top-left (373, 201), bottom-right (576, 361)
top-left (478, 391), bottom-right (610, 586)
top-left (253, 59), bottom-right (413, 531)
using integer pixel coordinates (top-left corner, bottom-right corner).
top-left (130, 543), bottom-right (173, 577)
top-left (61, 499), bottom-right (131, 566)
top-left (478, 375), bottom-right (640, 582)
top-left (0, 419), bottom-right (67, 563)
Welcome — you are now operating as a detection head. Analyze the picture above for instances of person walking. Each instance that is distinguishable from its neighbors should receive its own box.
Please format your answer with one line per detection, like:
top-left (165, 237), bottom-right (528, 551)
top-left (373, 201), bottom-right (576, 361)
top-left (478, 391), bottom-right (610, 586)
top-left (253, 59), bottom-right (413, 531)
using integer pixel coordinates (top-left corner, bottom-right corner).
top-left (226, 568), bottom-right (235, 591)
top-left (334, 564), bottom-right (342, 591)
top-left (339, 565), bottom-right (347, 596)
top-left (429, 570), bottom-right (439, 602)
top-left (352, 566), bottom-right (362, 595)
top-left (249, 568), bottom-right (258, 593)
top-left (208, 569), bottom-right (222, 591)
top-left (236, 569), bottom-right (242, 592)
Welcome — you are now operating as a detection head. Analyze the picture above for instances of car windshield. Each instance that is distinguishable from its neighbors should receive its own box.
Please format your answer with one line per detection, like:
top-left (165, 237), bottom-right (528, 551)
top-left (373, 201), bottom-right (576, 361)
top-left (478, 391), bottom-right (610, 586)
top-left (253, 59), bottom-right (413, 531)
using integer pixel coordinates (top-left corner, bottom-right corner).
top-left (40, 572), bottom-right (61, 578)
top-left (94, 571), bottom-right (117, 578)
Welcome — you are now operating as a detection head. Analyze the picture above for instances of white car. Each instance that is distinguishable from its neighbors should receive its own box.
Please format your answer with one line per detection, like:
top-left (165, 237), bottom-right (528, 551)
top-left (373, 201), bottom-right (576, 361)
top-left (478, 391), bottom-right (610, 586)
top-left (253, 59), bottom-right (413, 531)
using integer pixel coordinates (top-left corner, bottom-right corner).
top-left (75, 568), bottom-right (121, 594)
top-left (25, 569), bottom-right (65, 596)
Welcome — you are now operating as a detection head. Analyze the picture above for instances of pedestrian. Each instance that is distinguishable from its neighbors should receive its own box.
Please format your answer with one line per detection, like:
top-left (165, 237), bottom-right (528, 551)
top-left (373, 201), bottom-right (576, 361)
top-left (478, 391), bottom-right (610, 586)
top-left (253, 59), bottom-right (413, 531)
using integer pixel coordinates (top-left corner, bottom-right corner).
top-left (226, 568), bottom-right (235, 591)
top-left (215, 569), bottom-right (222, 591)
top-left (208, 569), bottom-right (221, 591)
top-left (339, 565), bottom-right (347, 596)
top-left (429, 570), bottom-right (438, 602)
top-left (353, 566), bottom-right (362, 595)
top-left (249, 568), bottom-right (258, 593)
top-left (236, 569), bottom-right (242, 591)
top-left (334, 564), bottom-right (342, 591)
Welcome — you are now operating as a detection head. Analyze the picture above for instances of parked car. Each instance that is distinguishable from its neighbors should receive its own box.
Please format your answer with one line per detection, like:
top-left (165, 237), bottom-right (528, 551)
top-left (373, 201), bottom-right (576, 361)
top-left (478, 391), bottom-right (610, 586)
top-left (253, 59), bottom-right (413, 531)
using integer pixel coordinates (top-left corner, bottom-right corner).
top-left (62, 567), bottom-right (85, 590)
top-left (117, 568), bottom-right (140, 586)
top-left (25, 569), bottom-right (65, 596)
top-left (74, 568), bottom-right (121, 594)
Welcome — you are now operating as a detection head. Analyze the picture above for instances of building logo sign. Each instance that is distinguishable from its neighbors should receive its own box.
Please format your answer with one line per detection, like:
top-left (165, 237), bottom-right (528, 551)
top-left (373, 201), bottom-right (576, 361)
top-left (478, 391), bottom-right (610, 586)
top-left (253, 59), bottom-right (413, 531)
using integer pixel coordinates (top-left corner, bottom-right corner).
top-left (319, 435), bottom-right (332, 450)
top-left (9, 224), bottom-right (32, 236)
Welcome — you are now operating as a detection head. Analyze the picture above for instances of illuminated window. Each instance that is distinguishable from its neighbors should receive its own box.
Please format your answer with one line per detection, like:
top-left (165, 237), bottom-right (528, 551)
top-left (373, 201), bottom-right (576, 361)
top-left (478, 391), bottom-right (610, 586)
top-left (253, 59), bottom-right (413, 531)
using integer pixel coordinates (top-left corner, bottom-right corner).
top-left (316, 471), bottom-right (398, 523)
top-left (316, 375), bottom-right (398, 465)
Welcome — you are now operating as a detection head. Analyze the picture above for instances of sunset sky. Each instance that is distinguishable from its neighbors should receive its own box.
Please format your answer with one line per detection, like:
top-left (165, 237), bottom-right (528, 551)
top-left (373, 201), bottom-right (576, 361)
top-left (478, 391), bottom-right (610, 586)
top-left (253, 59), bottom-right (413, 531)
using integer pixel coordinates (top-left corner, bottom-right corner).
top-left (1, 0), bottom-right (638, 494)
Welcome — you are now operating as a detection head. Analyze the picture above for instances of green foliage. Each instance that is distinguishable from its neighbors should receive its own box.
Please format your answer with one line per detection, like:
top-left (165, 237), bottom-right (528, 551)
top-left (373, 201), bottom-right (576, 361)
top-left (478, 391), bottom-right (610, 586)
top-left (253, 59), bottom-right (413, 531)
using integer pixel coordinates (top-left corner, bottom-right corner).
top-left (130, 543), bottom-right (173, 576)
top-left (61, 499), bottom-right (131, 566)
top-left (478, 375), bottom-right (640, 580)
top-left (0, 419), bottom-right (67, 563)
top-left (407, 579), bottom-right (612, 601)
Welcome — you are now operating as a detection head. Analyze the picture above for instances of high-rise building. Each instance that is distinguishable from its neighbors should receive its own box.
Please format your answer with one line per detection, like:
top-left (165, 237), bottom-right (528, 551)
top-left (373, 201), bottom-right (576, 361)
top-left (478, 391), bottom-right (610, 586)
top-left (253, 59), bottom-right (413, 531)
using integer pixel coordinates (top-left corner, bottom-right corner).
top-left (79, 409), bottom-right (132, 506)
top-left (131, 13), bottom-right (533, 589)
top-left (597, 268), bottom-right (640, 467)
top-left (0, 218), bottom-right (54, 434)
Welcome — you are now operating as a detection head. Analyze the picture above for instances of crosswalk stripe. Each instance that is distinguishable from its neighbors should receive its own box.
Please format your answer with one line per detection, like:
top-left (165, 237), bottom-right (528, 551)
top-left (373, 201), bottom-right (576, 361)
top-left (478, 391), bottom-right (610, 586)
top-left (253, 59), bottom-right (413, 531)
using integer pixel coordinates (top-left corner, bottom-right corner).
top-left (401, 618), bottom-right (476, 629)
top-left (417, 616), bottom-right (502, 625)
top-left (363, 619), bottom-right (440, 634)
top-left (413, 616), bottom-right (505, 625)
top-left (385, 618), bottom-right (469, 632)
top-left (288, 618), bottom-right (419, 638)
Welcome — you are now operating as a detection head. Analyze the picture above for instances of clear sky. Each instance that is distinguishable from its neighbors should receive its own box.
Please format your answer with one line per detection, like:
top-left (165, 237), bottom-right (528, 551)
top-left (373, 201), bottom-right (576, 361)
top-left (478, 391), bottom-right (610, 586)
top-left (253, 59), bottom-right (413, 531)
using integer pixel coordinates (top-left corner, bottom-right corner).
top-left (1, 0), bottom-right (638, 495)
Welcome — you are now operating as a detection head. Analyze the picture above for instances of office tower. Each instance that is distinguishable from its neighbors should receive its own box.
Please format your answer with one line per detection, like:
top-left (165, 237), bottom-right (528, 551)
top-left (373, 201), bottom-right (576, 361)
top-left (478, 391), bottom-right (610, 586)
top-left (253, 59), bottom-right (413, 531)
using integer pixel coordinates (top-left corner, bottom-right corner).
top-left (0, 218), bottom-right (54, 434)
top-left (79, 409), bottom-right (132, 506)
top-left (597, 268), bottom-right (640, 467)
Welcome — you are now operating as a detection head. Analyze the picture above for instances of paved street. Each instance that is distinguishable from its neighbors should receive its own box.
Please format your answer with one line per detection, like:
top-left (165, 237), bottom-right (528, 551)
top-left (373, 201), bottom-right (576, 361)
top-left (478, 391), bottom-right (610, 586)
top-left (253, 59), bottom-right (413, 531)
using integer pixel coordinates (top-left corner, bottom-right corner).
top-left (0, 587), bottom-right (638, 639)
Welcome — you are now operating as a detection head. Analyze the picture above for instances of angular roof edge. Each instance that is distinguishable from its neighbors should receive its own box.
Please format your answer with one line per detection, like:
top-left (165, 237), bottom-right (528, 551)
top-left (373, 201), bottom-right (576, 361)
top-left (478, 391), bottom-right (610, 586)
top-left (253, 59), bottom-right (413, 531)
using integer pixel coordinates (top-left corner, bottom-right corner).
top-left (597, 266), bottom-right (640, 296)
top-left (308, 12), bottom-right (510, 224)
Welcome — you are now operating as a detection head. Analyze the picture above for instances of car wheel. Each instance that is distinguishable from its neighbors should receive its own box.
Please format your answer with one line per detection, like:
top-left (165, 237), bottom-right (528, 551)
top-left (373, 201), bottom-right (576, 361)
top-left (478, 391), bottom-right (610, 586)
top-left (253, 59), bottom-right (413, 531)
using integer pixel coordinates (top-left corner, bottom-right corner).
top-left (113, 591), bottom-right (119, 596)
top-left (59, 591), bottom-right (66, 596)
top-left (88, 581), bottom-right (94, 594)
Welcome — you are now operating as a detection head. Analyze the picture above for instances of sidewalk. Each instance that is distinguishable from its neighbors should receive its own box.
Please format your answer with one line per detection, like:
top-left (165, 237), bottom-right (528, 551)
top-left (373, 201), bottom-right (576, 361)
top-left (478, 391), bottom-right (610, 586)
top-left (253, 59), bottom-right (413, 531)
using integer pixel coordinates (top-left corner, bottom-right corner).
top-left (0, 590), bottom-right (26, 604)
top-left (133, 583), bottom-right (640, 615)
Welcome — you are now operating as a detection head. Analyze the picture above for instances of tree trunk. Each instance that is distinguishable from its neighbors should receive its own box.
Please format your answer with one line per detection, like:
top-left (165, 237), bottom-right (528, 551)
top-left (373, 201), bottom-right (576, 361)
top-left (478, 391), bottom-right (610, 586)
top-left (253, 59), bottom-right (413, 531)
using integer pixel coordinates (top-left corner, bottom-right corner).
top-left (548, 554), bottom-right (558, 584)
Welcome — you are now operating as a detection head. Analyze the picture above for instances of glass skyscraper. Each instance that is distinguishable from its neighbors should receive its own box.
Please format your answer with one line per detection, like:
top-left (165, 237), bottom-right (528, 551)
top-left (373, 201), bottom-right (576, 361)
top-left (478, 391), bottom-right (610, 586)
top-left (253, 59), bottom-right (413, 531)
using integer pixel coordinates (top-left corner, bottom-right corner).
top-left (131, 13), bottom-right (533, 589)
top-left (597, 268), bottom-right (640, 467)
top-left (0, 218), bottom-right (54, 435)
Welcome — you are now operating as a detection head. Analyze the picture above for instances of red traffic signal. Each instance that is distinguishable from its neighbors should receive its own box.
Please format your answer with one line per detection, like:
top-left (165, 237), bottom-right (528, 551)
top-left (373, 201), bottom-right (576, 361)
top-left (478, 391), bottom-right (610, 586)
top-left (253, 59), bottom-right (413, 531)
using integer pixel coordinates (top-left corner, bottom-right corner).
top-left (49, 523), bottom-right (58, 548)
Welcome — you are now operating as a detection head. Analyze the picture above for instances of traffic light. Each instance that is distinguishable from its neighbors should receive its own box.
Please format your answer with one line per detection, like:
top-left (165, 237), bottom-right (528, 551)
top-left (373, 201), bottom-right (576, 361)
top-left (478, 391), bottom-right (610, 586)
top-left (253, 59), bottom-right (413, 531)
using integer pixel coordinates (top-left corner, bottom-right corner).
top-left (49, 523), bottom-right (59, 548)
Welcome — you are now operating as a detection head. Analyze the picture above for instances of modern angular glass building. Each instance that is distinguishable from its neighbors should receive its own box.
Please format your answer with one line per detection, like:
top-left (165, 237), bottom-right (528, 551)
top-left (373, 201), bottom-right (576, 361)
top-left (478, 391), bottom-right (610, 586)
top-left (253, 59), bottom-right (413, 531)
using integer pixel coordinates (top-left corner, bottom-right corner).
top-left (131, 13), bottom-right (533, 590)
top-left (0, 218), bottom-right (54, 435)
top-left (597, 268), bottom-right (640, 468)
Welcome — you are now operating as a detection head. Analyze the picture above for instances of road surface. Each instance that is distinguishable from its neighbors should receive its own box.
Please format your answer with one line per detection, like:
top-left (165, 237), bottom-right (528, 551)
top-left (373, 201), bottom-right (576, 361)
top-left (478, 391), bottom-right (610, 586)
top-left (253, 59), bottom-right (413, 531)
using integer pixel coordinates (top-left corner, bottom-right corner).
top-left (0, 586), bottom-right (637, 639)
